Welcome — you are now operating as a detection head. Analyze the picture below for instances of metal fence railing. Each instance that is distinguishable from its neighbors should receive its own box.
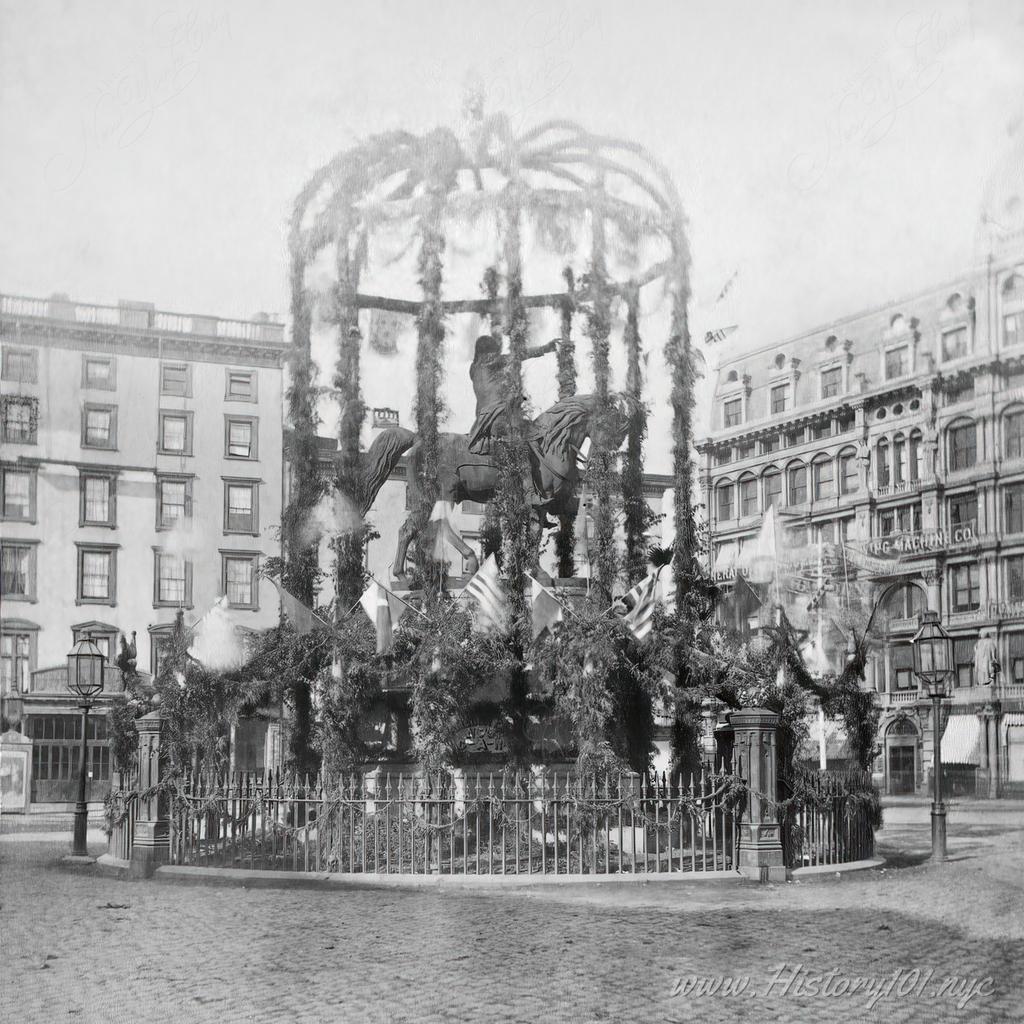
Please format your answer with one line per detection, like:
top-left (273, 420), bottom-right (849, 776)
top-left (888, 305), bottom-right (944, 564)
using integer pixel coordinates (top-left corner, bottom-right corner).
top-left (167, 769), bottom-right (742, 877)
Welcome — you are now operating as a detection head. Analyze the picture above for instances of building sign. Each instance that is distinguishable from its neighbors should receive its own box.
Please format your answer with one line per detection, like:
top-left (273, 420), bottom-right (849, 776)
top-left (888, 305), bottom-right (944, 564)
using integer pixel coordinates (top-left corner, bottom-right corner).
top-left (458, 724), bottom-right (507, 755)
top-left (987, 600), bottom-right (1024, 620)
top-left (859, 524), bottom-right (977, 559)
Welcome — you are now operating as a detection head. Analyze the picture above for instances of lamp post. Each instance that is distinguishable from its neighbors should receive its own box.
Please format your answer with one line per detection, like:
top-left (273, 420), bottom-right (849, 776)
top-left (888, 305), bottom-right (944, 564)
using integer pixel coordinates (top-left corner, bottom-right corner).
top-left (910, 611), bottom-right (953, 861)
top-left (67, 634), bottom-right (105, 857)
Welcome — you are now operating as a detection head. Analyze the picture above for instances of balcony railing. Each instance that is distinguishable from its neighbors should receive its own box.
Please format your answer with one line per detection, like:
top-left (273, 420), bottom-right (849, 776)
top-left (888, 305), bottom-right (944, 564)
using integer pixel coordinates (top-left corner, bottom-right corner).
top-left (1, 294), bottom-right (285, 346)
top-left (29, 665), bottom-right (126, 694)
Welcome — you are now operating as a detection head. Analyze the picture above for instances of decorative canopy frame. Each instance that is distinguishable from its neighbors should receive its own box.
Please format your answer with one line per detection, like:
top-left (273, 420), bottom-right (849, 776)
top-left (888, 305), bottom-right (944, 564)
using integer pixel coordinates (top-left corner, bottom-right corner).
top-left (285, 111), bottom-right (696, 614)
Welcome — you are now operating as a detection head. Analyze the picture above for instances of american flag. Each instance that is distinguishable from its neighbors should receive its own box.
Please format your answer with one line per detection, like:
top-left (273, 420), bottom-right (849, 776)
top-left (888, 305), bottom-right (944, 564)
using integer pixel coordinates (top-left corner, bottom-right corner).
top-left (462, 554), bottom-right (507, 633)
top-left (617, 569), bottom-right (674, 642)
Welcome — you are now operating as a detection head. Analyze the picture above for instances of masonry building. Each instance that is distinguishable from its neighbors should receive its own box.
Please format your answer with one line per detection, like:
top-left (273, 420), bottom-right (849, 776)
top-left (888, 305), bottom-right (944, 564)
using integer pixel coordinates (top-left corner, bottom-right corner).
top-left (1, 293), bottom-right (287, 804)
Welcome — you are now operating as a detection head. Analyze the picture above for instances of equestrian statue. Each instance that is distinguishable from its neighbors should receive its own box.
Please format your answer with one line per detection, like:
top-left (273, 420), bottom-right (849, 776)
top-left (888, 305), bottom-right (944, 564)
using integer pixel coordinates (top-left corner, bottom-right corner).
top-left (358, 335), bottom-right (638, 581)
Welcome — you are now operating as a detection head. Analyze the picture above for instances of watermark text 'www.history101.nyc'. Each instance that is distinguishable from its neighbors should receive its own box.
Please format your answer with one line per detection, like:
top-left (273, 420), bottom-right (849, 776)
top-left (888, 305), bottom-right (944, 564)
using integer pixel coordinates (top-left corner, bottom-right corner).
top-left (669, 964), bottom-right (994, 1011)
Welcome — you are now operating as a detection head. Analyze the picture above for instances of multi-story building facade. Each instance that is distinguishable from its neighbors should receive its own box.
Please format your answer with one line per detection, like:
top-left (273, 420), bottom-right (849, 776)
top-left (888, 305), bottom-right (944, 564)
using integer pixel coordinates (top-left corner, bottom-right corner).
top-left (1, 293), bottom-right (287, 803)
top-left (698, 245), bottom-right (1024, 797)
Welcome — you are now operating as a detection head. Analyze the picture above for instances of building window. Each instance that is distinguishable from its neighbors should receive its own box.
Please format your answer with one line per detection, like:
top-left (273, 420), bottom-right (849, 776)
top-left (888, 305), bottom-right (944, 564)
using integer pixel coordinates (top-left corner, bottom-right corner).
top-left (885, 346), bottom-right (908, 380)
top-left (809, 421), bottom-right (831, 442)
top-left (1, 542), bottom-right (36, 601)
top-left (785, 427), bottom-right (804, 448)
top-left (1, 466), bottom-right (35, 521)
top-left (0, 631), bottom-right (33, 694)
top-left (878, 510), bottom-right (896, 537)
top-left (713, 448), bottom-right (733, 467)
top-left (763, 470), bottom-right (782, 509)
top-left (948, 422), bottom-right (976, 471)
top-left (897, 503), bottom-right (922, 533)
top-left (876, 439), bottom-right (890, 488)
top-left (723, 399), bottom-right (742, 428)
top-left (892, 644), bottom-right (915, 690)
top-left (951, 563), bottom-right (980, 612)
top-left (1006, 484), bottom-right (1024, 534)
top-left (158, 411), bottom-right (193, 455)
top-left (909, 429), bottom-right (922, 481)
top-left (76, 545), bottom-right (116, 605)
top-left (81, 355), bottom-right (116, 390)
top-left (225, 416), bottom-right (257, 459)
top-left (82, 405), bottom-right (117, 449)
top-left (222, 553), bottom-right (259, 609)
top-left (761, 435), bottom-right (780, 455)
top-left (2, 347), bottom-right (38, 382)
top-left (813, 458), bottom-right (834, 500)
top-left (954, 637), bottom-right (977, 688)
top-left (70, 624), bottom-right (117, 664)
top-left (839, 451), bottom-right (858, 494)
top-left (224, 481), bottom-right (258, 534)
top-left (1, 396), bottom-right (38, 443)
top-left (770, 385), bottom-right (788, 415)
top-left (225, 369), bottom-right (257, 402)
top-left (80, 474), bottom-right (115, 527)
top-left (821, 367), bottom-right (842, 399)
top-left (1006, 411), bottom-right (1024, 459)
top-left (941, 327), bottom-right (969, 361)
top-left (1009, 633), bottom-right (1024, 684)
top-left (893, 434), bottom-right (907, 484)
top-left (154, 551), bottom-right (192, 607)
top-left (160, 363), bottom-right (191, 396)
top-left (739, 476), bottom-right (757, 516)
top-left (787, 464), bottom-right (807, 505)
top-left (737, 441), bottom-right (756, 460)
top-left (1006, 555), bottom-right (1024, 601)
top-left (949, 493), bottom-right (977, 529)
top-left (1004, 311), bottom-right (1024, 347)
top-left (717, 483), bottom-right (733, 520)
top-left (156, 477), bottom-right (191, 528)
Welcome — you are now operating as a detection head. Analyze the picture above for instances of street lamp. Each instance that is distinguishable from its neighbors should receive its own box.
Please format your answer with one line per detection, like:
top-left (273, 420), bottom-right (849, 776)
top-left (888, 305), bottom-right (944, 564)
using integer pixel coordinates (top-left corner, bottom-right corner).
top-left (67, 634), bottom-right (105, 857)
top-left (910, 611), bottom-right (953, 861)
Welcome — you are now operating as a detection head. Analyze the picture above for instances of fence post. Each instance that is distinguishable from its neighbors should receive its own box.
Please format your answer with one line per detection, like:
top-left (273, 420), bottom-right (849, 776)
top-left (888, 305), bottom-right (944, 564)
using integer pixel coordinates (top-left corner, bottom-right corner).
top-left (130, 707), bottom-right (170, 878)
top-left (731, 708), bottom-right (786, 883)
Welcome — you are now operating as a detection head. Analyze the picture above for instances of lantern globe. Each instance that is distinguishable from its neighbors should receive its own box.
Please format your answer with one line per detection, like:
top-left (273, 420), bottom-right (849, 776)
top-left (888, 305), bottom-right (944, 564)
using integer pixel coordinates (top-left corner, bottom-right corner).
top-left (910, 611), bottom-right (952, 695)
top-left (67, 635), bottom-right (106, 701)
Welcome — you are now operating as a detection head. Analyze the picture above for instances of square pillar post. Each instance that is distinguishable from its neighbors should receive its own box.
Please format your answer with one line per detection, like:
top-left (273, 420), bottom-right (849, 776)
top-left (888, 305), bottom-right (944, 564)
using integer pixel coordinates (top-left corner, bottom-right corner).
top-left (731, 708), bottom-right (786, 882)
top-left (130, 708), bottom-right (170, 878)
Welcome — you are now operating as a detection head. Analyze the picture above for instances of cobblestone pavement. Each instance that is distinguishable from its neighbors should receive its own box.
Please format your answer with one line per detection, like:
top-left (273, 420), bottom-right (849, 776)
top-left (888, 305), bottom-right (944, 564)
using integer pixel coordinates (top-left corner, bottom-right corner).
top-left (1, 809), bottom-right (1022, 1024)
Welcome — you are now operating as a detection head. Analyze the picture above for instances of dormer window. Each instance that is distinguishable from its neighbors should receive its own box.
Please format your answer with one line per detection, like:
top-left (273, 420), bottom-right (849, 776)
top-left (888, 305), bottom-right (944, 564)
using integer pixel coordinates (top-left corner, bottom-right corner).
top-left (770, 385), bottom-right (788, 415)
top-left (723, 399), bottom-right (742, 428)
top-left (821, 366), bottom-right (842, 399)
top-left (941, 327), bottom-right (969, 362)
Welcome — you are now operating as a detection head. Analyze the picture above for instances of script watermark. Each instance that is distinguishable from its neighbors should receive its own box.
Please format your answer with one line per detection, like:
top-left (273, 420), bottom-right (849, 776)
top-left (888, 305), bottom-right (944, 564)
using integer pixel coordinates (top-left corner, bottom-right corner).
top-left (44, 6), bottom-right (232, 192)
top-left (669, 965), bottom-right (994, 1010)
top-left (787, 3), bottom-right (976, 192)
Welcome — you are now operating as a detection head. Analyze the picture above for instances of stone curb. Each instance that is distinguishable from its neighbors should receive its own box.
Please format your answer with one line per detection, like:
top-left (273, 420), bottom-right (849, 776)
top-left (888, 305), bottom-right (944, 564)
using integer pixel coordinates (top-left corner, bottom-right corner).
top-left (788, 856), bottom-right (886, 882)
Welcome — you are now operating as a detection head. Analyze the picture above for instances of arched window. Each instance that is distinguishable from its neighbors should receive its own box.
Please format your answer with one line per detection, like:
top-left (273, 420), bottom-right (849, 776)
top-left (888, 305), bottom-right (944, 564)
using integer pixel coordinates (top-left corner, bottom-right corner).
top-left (726, 369), bottom-right (738, 382)
top-left (893, 432), bottom-right (907, 485)
top-left (948, 421), bottom-right (977, 471)
top-left (787, 462), bottom-right (807, 505)
top-left (717, 482), bottom-right (734, 521)
top-left (812, 455), bottom-right (834, 500)
top-left (876, 438), bottom-right (890, 488)
top-left (838, 448), bottom-right (859, 494)
top-left (909, 430), bottom-right (922, 482)
top-left (1006, 409), bottom-right (1024, 460)
top-left (763, 468), bottom-right (782, 509)
top-left (738, 474), bottom-right (758, 516)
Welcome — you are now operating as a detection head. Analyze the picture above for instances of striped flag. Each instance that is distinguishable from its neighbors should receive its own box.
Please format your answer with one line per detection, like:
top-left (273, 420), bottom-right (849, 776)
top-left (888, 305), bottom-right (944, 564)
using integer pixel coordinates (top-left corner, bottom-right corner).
top-left (359, 581), bottom-right (407, 654)
top-left (704, 324), bottom-right (738, 346)
top-left (617, 567), bottom-right (676, 642)
top-left (462, 554), bottom-right (507, 633)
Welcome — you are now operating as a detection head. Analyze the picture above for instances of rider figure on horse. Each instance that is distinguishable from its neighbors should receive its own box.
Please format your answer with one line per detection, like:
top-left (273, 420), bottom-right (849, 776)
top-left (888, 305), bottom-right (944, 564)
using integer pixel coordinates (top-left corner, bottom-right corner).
top-left (467, 334), bottom-right (558, 456)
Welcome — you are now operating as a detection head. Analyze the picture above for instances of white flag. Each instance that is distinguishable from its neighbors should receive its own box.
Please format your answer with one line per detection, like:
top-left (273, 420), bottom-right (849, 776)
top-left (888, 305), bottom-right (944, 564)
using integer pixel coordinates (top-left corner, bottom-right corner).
top-left (529, 575), bottom-right (564, 640)
top-left (359, 581), bottom-right (406, 654)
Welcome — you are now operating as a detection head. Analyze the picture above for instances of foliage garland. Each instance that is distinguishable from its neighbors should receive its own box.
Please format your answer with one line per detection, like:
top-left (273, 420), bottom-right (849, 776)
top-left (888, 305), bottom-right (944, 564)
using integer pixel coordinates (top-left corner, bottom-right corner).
top-left (555, 266), bottom-right (578, 579)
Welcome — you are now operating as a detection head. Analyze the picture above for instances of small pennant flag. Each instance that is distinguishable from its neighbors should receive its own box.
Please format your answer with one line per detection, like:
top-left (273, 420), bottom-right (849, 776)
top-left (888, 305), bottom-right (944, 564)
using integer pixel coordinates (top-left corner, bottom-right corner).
top-left (529, 575), bottom-right (564, 640)
top-left (462, 554), bottom-right (507, 633)
top-left (271, 579), bottom-right (331, 635)
top-left (359, 581), bottom-right (406, 655)
top-left (704, 324), bottom-right (738, 346)
top-left (716, 269), bottom-right (739, 303)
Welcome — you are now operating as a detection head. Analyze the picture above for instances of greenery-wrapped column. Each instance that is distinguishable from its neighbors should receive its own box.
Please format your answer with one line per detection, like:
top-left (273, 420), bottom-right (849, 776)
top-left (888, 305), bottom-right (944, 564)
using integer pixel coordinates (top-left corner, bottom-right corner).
top-left (333, 225), bottom-right (367, 612)
top-left (497, 183), bottom-right (533, 764)
top-left (621, 287), bottom-right (649, 585)
top-left (480, 266), bottom-right (503, 562)
top-left (555, 267), bottom-right (577, 579)
top-left (583, 189), bottom-right (618, 605)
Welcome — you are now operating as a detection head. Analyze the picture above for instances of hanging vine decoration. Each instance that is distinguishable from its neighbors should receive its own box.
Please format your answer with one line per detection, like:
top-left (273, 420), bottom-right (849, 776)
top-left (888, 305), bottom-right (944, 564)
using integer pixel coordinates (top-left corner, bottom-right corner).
top-left (480, 265), bottom-right (504, 563)
top-left (621, 285), bottom-right (652, 586)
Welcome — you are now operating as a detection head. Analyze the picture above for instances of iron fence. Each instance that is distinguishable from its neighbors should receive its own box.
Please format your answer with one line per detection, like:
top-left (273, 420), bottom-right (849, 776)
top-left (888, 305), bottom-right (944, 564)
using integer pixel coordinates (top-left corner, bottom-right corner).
top-left (780, 766), bottom-right (877, 869)
top-left (107, 777), bottom-right (138, 862)
top-left (169, 769), bottom-right (741, 876)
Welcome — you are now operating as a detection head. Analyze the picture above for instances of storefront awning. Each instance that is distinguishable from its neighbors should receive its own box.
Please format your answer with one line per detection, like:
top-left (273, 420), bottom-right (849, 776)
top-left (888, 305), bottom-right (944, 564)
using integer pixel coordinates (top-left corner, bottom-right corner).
top-left (941, 714), bottom-right (981, 765)
top-left (713, 542), bottom-right (738, 574)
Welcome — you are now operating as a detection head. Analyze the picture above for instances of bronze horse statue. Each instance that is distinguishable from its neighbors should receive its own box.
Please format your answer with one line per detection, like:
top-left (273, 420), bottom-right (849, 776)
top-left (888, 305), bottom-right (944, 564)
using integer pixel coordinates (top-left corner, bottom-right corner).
top-left (359, 393), bottom-right (638, 579)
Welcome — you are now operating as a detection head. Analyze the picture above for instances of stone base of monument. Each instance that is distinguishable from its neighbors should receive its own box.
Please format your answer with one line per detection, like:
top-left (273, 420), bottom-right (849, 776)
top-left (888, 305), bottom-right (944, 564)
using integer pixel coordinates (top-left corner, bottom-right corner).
top-left (129, 820), bottom-right (171, 878)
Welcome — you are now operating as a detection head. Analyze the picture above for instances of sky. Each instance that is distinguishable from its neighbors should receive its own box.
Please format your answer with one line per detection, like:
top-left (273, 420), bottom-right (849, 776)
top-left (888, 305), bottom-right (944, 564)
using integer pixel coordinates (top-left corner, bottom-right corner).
top-left (2, 0), bottom-right (1022, 471)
